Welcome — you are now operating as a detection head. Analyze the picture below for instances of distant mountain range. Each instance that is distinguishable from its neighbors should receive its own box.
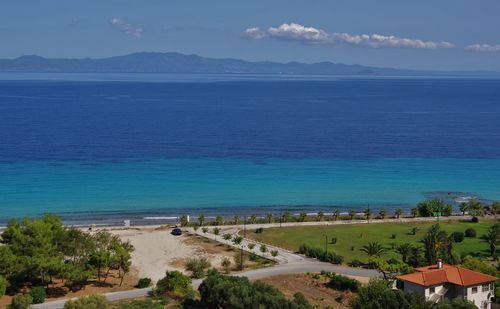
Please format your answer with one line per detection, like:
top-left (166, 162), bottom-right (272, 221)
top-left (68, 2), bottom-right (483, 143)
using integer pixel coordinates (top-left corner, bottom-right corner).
top-left (0, 52), bottom-right (498, 76)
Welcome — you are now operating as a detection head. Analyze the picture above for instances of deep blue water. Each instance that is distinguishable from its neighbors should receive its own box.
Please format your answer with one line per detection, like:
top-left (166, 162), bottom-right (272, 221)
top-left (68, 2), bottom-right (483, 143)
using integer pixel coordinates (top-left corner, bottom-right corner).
top-left (0, 76), bottom-right (499, 225)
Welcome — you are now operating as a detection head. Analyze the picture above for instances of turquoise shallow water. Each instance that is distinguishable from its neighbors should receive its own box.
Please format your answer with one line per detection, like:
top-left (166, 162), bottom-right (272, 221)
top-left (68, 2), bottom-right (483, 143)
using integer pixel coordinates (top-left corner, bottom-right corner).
top-left (1, 158), bottom-right (499, 222)
top-left (1, 77), bottom-right (500, 224)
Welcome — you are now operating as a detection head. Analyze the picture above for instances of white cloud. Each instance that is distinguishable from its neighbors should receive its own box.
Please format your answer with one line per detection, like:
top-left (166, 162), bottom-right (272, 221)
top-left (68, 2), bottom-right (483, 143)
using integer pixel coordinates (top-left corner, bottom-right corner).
top-left (110, 17), bottom-right (143, 38)
top-left (465, 44), bottom-right (500, 52)
top-left (244, 23), bottom-right (455, 49)
top-left (267, 23), bottom-right (330, 44)
top-left (242, 27), bottom-right (266, 40)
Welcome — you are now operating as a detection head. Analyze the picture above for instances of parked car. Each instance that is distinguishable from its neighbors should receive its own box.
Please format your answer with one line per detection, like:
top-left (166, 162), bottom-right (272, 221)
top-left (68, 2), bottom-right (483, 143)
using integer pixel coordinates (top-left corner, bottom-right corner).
top-left (171, 227), bottom-right (182, 236)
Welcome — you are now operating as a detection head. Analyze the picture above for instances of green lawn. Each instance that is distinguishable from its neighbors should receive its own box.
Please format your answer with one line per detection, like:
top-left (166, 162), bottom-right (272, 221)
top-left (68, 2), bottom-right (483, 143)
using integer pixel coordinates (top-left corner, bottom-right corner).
top-left (245, 219), bottom-right (496, 263)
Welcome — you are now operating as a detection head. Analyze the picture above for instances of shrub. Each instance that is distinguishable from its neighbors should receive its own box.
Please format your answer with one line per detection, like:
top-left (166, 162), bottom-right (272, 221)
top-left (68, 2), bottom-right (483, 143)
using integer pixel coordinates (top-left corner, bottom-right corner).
top-left (63, 295), bottom-right (108, 309)
top-left (390, 234), bottom-right (396, 239)
top-left (350, 259), bottom-right (364, 267)
top-left (451, 231), bottom-right (465, 243)
top-left (270, 250), bottom-right (279, 257)
top-left (10, 294), bottom-right (33, 309)
top-left (213, 227), bottom-right (220, 235)
top-left (330, 237), bottom-right (337, 244)
top-left (115, 299), bottom-right (164, 309)
top-left (255, 227), bottom-right (264, 234)
top-left (386, 258), bottom-right (399, 265)
top-left (222, 233), bottom-right (232, 241)
top-left (328, 273), bottom-right (359, 292)
top-left (0, 275), bottom-right (7, 298)
top-left (221, 257), bottom-right (231, 274)
top-left (260, 244), bottom-right (268, 253)
top-left (136, 277), bottom-right (152, 288)
top-left (232, 236), bottom-right (243, 245)
top-left (247, 243), bottom-right (256, 250)
top-left (185, 257), bottom-right (211, 279)
top-left (29, 286), bottom-right (46, 304)
top-left (298, 244), bottom-right (344, 264)
top-left (202, 227), bottom-right (208, 233)
top-left (471, 216), bottom-right (479, 223)
top-left (198, 270), bottom-right (312, 308)
top-left (155, 271), bottom-right (194, 299)
top-left (465, 228), bottom-right (477, 238)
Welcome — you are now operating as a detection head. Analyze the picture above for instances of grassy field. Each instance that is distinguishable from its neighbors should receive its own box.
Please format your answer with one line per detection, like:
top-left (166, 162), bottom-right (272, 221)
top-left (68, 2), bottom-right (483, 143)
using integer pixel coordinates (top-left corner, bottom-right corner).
top-left (245, 219), bottom-right (497, 263)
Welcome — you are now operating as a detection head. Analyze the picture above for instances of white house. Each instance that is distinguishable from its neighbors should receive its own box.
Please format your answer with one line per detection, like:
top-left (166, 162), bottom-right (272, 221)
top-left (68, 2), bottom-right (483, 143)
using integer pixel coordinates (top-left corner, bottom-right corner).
top-left (397, 260), bottom-right (497, 309)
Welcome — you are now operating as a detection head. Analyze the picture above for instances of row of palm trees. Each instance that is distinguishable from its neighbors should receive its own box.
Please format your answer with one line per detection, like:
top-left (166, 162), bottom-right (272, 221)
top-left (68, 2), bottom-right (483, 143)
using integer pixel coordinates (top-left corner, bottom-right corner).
top-left (183, 200), bottom-right (499, 227)
top-left (189, 208), bottom-right (405, 227)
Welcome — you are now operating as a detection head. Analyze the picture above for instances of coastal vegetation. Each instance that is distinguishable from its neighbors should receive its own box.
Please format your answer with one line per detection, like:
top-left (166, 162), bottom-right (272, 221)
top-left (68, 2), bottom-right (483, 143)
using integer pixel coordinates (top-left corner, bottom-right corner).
top-left (0, 214), bottom-right (133, 304)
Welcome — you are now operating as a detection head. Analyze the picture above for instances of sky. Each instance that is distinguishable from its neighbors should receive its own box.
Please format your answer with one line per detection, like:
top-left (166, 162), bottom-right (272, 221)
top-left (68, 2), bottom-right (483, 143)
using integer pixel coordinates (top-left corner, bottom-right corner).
top-left (1, 0), bottom-right (499, 71)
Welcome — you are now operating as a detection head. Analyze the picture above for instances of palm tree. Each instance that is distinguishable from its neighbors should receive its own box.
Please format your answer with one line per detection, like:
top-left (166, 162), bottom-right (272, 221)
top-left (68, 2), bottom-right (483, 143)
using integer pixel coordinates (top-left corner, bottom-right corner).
top-left (411, 208), bottom-right (418, 218)
top-left (299, 212), bottom-right (308, 222)
top-left (379, 209), bottom-right (387, 219)
top-left (249, 215), bottom-right (257, 224)
top-left (396, 243), bottom-right (413, 263)
top-left (317, 211), bottom-right (324, 221)
top-left (394, 208), bottom-right (402, 219)
top-left (282, 211), bottom-right (292, 223)
top-left (481, 224), bottom-right (500, 258)
top-left (233, 215), bottom-right (240, 225)
top-left (409, 227), bottom-right (420, 236)
top-left (266, 213), bottom-right (273, 224)
top-left (348, 209), bottom-right (356, 220)
top-left (421, 224), bottom-right (452, 264)
top-left (215, 216), bottom-right (224, 226)
top-left (360, 242), bottom-right (386, 257)
top-left (491, 202), bottom-right (500, 219)
top-left (197, 215), bottom-right (205, 226)
top-left (364, 208), bottom-right (372, 221)
top-left (333, 209), bottom-right (340, 221)
top-left (459, 203), bottom-right (469, 216)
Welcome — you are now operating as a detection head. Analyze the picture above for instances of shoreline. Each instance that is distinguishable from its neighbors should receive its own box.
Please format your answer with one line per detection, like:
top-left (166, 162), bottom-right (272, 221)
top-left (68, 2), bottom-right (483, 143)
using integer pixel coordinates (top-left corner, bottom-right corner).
top-left (1, 195), bottom-right (491, 228)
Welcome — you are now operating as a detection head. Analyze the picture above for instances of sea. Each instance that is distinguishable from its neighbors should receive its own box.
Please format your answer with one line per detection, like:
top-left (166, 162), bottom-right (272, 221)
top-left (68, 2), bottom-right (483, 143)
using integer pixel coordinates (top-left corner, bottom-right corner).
top-left (0, 74), bottom-right (499, 226)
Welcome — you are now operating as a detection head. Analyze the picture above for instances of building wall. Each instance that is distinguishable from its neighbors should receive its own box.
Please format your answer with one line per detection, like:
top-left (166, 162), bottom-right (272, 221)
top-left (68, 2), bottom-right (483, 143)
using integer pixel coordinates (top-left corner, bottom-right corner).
top-left (465, 283), bottom-right (493, 309)
top-left (401, 281), bottom-right (494, 308)
top-left (403, 282), bottom-right (425, 294)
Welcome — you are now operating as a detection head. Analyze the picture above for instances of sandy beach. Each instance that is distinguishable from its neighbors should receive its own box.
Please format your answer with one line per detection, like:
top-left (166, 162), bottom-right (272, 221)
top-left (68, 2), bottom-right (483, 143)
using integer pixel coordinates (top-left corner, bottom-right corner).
top-left (109, 226), bottom-right (233, 282)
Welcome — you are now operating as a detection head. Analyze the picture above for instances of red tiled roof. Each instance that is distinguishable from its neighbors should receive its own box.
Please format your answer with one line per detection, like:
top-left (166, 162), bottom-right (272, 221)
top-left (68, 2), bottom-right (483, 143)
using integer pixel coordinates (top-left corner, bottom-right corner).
top-left (397, 264), bottom-right (498, 287)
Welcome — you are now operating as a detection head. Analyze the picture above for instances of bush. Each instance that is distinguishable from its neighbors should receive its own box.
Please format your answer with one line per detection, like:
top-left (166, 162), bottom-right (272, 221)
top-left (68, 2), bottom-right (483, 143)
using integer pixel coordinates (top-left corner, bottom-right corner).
top-left (328, 273), bottom-right (359, 292)
top-left (185, 257), bottom-right (211, 279)
top-left (255, 227), bottom-right (264, 234)
top-left (471, 216), bottom-right (479, 223)
top-left (155, 271), bottom-right (194, 299)
top-left (390, 234), bottom-right (396, 239)
top-left (0, 275), bottom-right (7, 298)
top-left (221, 257), bottom-right (231, 274)
top-left (270, 250), bottom-right (279, 257)
top-left (260, 244), bottom-right (268, 253)
top-left (29, 286), bottom-right (46, 304)
top-left (63, 295), bottom-right (108, 309)
top-left (115, 299), bottom-right (164, 309)
top-left (247, 243), bottom-right (256, 250)
top-left (198, 270), bottom-right (311, 308)
top-left (465, 228), bottom-right (477, 238)
top-left (10, 294), bottom-right (33, 309)
top-left (451, 231), bottom-right (465, 243)
top-left (298, 244), bottom-right (344, 264)
top-left (136, 277), bottom-right (152, 288)
top-left (350, 259), bottom-right (364, 267)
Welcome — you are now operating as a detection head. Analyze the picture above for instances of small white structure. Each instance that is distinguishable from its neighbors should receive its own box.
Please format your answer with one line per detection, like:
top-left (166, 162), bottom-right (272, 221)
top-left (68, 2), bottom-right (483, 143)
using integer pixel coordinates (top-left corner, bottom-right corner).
top-left (397, 260), bottom-right (497, 309)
